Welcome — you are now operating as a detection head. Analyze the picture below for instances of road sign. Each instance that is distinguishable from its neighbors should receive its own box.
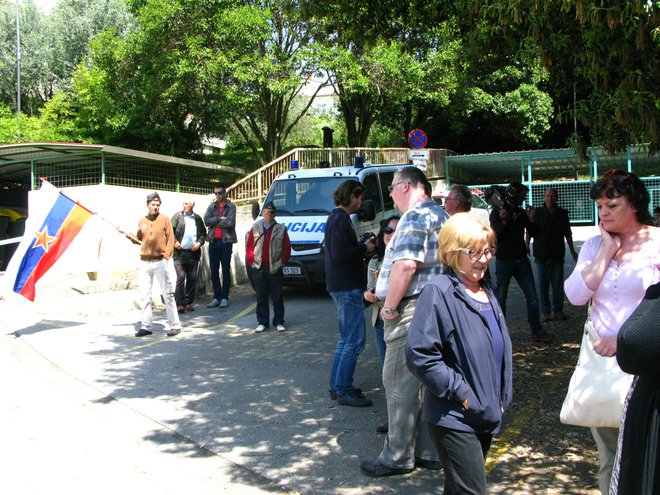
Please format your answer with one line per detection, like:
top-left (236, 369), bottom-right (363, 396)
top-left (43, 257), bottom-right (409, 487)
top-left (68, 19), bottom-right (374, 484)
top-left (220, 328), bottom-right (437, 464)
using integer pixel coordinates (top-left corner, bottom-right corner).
top-left (408, 129), bottom-right (428, 149)
top-left (409, 149), bottom-right (429, 160)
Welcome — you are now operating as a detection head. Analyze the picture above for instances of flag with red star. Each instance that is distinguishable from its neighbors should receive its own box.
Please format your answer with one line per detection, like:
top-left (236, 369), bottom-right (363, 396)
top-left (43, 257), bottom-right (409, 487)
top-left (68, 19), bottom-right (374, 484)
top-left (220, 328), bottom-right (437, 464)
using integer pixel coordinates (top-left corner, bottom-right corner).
top-left (11, 181), bottom-right (94, 301)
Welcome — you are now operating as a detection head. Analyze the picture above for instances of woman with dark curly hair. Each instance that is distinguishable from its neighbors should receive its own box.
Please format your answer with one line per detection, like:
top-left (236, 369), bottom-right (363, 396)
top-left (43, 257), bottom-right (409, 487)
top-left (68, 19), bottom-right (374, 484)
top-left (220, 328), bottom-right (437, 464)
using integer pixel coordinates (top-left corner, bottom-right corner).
top-left (565, 169), bottom-right (660, 494)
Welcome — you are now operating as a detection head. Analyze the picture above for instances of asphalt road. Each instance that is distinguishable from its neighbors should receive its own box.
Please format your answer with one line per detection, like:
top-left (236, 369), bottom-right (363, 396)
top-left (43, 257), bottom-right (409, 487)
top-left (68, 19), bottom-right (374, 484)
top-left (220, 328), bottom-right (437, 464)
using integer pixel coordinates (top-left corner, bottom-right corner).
top-left (1, 227), bottom-right (601, 494)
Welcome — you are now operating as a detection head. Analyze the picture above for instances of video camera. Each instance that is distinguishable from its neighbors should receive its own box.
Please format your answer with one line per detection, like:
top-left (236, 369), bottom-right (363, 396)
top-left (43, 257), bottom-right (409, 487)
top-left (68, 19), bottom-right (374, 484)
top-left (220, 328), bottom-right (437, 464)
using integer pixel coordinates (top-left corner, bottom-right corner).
top-left (484, 183), bottom-right (528, 221)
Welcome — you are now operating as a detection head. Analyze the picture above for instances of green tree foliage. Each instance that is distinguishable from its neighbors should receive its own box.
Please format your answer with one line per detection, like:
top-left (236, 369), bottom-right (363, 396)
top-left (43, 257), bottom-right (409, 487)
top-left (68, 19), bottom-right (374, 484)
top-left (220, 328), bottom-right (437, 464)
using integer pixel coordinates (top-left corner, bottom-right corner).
top-left (0, 0), bottom-right (52, 115)
top-left (471, 0), bottom-right (659, 153)
top-left (58, 0), bottom-right (330, 162)
top-left (0, 103), bottom-right (70, 143)
top-left (0, 0), bottom-right (134, 119)
top-left (304, 1), bottom-right (553, 151)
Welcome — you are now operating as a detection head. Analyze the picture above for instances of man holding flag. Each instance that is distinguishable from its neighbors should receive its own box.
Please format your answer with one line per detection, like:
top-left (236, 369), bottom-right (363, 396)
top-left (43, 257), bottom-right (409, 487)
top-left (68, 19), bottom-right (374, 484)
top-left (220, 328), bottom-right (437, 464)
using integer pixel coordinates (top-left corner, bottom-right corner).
top-left (133, 192), bottom-right (182, 337)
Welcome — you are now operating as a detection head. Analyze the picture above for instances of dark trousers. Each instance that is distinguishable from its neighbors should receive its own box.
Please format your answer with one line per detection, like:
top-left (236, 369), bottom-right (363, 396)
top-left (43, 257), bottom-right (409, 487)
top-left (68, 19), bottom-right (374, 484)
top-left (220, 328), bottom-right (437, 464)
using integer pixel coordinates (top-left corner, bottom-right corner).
top-left (494, 256), bottom-right (542, 333)
top-left (174, 251), bottom-right (199, 305)
top-left (429, 424), bottom-right (492, 495)
top-left (208, 240), bottom-right (233, 301)
top-left (254, 267), bottom-right (285, 327)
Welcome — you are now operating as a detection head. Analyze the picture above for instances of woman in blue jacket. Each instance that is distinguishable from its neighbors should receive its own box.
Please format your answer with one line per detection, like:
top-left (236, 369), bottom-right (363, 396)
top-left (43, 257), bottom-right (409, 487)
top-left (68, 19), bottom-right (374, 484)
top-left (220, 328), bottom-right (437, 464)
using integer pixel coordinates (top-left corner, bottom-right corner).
top-left (406, 213), bottom-right (513, 495)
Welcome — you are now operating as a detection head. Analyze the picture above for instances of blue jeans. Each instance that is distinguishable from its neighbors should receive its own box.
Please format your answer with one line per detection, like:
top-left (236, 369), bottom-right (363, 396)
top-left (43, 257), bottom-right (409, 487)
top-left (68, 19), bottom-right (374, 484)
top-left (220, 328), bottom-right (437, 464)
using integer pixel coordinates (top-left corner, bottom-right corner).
top-left (208, 240), bottom-right (232, 301)
top-left (535, 260), bottom-right (565, 315)
top-left (329, 289), bottom-right (366, 394)
top-left (495, 256), bottom-right (542, 333)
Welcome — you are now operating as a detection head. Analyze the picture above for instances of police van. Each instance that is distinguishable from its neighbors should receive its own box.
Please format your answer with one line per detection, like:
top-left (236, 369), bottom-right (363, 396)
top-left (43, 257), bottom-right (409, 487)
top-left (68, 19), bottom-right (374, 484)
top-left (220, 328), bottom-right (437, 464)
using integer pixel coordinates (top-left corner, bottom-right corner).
top-left (250, 163), bottom-right (406, 287)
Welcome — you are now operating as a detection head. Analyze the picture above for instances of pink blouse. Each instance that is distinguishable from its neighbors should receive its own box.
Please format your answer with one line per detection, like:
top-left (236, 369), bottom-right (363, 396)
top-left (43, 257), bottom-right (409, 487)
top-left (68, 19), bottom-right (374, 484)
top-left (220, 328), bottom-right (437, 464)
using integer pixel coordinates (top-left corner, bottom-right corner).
top-left (564, 228), bottom-right (660, 338)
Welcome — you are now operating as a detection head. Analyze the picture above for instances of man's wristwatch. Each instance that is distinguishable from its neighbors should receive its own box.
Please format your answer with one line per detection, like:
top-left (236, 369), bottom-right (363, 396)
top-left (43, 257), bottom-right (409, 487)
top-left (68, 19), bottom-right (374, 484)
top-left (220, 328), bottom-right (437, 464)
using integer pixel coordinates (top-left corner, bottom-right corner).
top-left (383, 307), bottom-right (398, 316)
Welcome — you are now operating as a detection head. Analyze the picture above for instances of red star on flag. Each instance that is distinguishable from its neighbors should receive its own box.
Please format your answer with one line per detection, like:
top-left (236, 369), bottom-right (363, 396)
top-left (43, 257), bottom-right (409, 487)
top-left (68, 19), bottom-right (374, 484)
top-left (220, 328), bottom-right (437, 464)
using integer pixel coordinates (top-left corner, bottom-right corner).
top-left (33, 226), bottom-right (57, 253)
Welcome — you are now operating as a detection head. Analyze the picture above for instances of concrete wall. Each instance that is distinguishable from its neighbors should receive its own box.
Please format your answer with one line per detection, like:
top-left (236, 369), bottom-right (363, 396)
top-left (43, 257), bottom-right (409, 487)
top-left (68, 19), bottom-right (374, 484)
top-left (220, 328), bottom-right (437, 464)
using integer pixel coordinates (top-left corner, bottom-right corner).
top-left (16, 184), bottom-right (255, 296)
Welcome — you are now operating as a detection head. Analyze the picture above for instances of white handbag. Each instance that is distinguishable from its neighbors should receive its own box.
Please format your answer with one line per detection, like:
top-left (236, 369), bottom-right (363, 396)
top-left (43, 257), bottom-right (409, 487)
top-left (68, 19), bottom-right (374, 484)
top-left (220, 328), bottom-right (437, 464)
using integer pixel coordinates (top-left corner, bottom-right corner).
top-left (560, 317), bottom-right (633, 428)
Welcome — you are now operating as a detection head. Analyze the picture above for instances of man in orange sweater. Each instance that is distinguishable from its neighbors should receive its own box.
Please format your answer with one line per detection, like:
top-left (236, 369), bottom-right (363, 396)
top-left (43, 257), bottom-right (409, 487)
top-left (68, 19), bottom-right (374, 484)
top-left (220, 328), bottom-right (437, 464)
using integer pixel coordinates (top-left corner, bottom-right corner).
top-left (135, 192), bottom-right (182, 337)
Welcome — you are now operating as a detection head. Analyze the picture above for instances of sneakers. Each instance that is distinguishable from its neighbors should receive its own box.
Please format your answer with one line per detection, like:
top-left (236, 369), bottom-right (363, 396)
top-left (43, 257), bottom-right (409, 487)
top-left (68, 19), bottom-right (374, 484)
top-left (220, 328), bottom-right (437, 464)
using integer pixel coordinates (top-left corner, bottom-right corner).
top-left (255, 324), bottom-right (266, 333)
top-left (360, 458), bottom-right (413, 477)
top-left (166, 328), bottom-right (181, 337)
top-left (532, 328), bottom-right (556, 343)
top-left (206, 299), bottom-right (220, 308)
top-left (337, 390), bottom-right (373, 407)
top-left (219, 299), bottom-right (228, 308)
top-left (275, 325), bottom-right (286, 332)
top-left (135, 328), bottom-right (152, 337)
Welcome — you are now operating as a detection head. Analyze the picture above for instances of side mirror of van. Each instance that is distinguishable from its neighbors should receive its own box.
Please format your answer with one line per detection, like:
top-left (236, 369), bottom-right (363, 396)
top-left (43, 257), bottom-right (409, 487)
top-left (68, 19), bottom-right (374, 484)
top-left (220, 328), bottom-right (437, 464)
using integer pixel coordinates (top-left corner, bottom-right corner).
top-left (251, 201), bottom-right (260, 220)
top-left (357, 199), bottom-right (376, 221)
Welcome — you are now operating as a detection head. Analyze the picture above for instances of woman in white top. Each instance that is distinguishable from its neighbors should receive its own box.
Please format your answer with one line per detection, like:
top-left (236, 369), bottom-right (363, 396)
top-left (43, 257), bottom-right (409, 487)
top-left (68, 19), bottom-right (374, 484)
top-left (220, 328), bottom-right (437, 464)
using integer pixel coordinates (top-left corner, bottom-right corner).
top-left (564, 169), bottom-right (660, 495)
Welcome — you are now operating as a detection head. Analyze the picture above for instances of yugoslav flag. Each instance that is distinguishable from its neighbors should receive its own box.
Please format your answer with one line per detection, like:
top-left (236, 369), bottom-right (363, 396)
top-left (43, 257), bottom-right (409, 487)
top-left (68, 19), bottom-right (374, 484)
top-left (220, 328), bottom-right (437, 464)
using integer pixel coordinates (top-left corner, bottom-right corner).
top-left (9, 181), bottom-right (94, 301)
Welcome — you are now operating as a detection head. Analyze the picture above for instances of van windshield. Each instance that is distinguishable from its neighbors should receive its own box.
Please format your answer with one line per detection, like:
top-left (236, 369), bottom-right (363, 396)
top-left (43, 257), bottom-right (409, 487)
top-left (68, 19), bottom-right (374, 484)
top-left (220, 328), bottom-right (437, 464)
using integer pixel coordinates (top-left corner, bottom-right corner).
top-left (263, 177), bottom-right (346, 216)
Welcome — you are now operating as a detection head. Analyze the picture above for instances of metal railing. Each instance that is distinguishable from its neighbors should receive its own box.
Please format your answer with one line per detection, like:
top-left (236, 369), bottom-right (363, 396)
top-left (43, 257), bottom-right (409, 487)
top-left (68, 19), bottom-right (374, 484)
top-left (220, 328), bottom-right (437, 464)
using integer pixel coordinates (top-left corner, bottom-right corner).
top-left (226, 147), bottom-right (452, 204)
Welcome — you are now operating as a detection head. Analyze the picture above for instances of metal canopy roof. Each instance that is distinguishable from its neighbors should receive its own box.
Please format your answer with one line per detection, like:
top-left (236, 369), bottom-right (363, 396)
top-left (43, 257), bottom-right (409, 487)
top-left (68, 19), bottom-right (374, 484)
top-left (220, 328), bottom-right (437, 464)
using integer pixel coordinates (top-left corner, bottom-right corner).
top-left (0, 142), bottom-right (243, 186)
top-left (445, 144), bottom-right (658, 181)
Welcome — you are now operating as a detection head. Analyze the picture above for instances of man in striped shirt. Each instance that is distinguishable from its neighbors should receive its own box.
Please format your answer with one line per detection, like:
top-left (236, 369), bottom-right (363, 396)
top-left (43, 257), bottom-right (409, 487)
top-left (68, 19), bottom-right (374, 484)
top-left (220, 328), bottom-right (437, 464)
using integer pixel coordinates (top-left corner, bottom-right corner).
top-left (361, 167), bottom-right (448, 477)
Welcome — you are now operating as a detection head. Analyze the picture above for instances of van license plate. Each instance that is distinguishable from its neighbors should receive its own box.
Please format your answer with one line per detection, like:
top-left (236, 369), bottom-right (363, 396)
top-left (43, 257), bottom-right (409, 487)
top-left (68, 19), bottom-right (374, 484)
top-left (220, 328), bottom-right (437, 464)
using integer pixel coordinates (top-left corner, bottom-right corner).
top-left (283, 266), bottom-right (301, 275)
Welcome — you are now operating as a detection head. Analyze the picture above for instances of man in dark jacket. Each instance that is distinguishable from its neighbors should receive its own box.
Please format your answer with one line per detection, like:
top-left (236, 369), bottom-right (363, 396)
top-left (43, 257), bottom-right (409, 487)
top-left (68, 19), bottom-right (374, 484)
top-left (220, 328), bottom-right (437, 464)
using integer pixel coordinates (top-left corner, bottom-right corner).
top-left (204, 185), bottom-right (237, 309)
top-left (171, 199), bottom-right (206, 312)
top-left (490, 182), bottom-right (554, 343)
top-left (324, 179), bottom-right (375, 407)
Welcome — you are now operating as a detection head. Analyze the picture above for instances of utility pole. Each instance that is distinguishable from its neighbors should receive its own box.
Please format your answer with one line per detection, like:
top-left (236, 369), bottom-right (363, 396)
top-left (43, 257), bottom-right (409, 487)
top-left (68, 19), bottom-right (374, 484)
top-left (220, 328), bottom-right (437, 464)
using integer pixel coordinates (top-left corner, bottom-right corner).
top-left (16, 0), bottom-right (21, 140)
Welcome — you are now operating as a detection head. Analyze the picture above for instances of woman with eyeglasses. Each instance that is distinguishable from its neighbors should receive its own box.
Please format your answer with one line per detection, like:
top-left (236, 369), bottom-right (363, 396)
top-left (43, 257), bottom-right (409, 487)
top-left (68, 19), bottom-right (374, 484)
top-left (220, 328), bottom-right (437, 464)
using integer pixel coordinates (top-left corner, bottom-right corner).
top-left (564, 169), bottom-right (659, 495)
top-left (364, 216), bottom-right (401, 368)
top-left (406, 213), bottom-right (512, 495)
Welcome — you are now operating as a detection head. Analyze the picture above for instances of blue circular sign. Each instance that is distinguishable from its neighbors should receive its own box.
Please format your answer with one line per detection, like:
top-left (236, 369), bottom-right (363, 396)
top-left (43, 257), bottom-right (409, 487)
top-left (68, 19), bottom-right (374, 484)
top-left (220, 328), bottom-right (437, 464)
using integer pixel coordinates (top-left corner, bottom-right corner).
top-left (408, 129), bottom-right (428, 149)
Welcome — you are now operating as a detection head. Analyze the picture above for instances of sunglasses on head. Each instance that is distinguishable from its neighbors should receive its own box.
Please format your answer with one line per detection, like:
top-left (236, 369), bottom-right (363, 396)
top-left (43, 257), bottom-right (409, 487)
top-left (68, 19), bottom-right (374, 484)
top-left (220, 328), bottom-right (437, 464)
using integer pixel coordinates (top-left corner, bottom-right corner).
top-left (382, 227), bottom-right (396, 234)
top-left (603, 169), bottom-right (633, 182)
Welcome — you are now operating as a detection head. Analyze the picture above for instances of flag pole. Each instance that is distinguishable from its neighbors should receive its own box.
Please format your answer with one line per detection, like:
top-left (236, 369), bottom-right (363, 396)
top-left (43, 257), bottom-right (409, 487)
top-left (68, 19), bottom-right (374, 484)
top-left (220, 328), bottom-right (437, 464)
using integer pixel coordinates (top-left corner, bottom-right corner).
top-left (38, 178), bottom-right (142, 245)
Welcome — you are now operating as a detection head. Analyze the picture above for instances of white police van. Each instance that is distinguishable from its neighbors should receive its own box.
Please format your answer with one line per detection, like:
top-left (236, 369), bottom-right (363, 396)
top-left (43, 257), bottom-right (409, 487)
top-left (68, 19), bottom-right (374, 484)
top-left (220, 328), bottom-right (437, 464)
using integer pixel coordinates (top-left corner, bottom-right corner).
top-left (250, 163), bottom-right (407, 287)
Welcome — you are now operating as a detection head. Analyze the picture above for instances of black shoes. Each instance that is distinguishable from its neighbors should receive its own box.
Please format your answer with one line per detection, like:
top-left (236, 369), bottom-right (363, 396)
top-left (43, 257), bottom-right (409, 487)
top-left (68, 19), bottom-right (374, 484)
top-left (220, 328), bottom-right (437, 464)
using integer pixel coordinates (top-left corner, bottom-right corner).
top-left (376, 422), bottom-right (388, 434)
top-left (329, 387), bottom-right (363, 401)
top-left (135, 329), bottom-right (153, 337)
top-left (337, 390), bottom-right (372, 407)
top-left (415, 457), bottom-right (442, 470)
top-left (532, 328), bottom-right (556, 343)
top-left (360, 458), bottom-right (413, 477)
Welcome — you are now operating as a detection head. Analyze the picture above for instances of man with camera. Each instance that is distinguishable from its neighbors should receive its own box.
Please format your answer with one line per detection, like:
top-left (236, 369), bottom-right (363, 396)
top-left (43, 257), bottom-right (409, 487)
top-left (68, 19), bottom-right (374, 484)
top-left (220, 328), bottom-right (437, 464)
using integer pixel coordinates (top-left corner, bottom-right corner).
top-left (488, 183), bottom-right (555, 343)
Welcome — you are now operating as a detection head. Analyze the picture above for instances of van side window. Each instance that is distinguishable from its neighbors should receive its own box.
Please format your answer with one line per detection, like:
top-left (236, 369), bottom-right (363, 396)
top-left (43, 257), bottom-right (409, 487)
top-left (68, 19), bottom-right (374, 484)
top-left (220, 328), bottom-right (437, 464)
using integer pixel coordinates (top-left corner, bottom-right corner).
top-left (379, 171), bottom-right (395, 210)
top-left (362, 173), bottom-right (382, 212)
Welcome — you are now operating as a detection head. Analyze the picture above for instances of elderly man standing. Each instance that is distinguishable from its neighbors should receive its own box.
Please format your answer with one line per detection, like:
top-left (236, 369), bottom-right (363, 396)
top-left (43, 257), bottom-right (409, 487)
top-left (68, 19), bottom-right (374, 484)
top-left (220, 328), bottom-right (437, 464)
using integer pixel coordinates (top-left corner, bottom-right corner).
top-left (134, 192), bottom-right (182, 337)
top-left (360, 166), bottom-right (447, 477)
top-left (204, 185), bottom-right (237, 309)
top-left (246, 201), bottom-right (291, 333)
top-left (444, 184), bottom-right (472, 215)
top-left (172, 199), bottom-right (206, 313)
